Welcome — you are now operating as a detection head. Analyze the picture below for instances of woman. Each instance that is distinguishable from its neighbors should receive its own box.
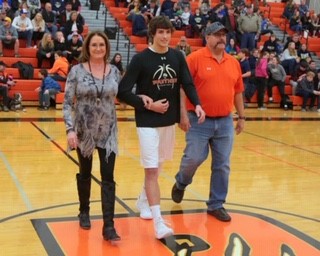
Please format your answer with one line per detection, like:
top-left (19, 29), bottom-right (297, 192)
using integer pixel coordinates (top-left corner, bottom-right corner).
top-left (32, 12), bottom-right (45, 46)
top-left (225, 38), bottom-right (239, 56)
top-left (63, 31), bottom-right (121, 242)
top-left (267, 56), bottom-right (288, 109)
top-left (280, 41), bottom-right (299, 76)
top-left (63, 11), bottom-right (84, 41)
top-left (255, 51), bottom-right (269, 110)
top-left (36, 32), bottom-right (55, 68)
top-left (110, 52), bottom-right (125, 76)
top-left (111, 53), bottom-right (126, 110)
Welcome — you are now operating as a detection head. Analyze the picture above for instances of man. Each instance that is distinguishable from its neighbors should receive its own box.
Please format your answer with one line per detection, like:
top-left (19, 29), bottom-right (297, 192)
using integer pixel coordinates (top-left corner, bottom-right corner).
top-left (42, 2), bottom-right (58, 36)
top-left (12, 9), bottom-right (33, 48)
top-left (0, 17), bottom-right (20, 57)
top-left (171, 22), bottom-right (245, 222)
top-left (237, 5), bottom-right (261, 51)
top-left (117, 16), bottom-right (205, 239)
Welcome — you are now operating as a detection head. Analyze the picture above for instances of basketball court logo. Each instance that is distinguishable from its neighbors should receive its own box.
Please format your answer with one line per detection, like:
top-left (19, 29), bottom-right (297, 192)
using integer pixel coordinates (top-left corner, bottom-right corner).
top-left (33, 210), bottom-right (320, 255)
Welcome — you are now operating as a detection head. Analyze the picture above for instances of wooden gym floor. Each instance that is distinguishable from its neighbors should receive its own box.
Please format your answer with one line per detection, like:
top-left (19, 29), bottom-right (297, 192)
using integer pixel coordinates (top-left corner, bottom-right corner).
top-left (0, 106), bottom-right (319, 255)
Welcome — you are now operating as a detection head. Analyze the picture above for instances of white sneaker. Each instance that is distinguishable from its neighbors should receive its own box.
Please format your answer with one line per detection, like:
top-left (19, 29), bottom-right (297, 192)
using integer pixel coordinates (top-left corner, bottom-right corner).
top-left (154, 218), bottom-right (173, 239)
top-left (136, 196), bottom-right (152, 220)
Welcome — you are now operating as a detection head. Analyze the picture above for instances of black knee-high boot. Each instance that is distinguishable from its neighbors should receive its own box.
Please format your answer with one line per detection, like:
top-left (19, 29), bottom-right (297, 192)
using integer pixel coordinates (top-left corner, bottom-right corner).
top-left (76, 173), bottom-right (91, 229)
top-left (101, 181), bottom-right (120, 241)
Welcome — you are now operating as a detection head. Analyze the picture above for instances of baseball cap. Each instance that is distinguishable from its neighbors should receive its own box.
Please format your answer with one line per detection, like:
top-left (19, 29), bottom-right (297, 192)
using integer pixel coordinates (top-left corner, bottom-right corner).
top-left (4, 16), bottom-right (11, 23)
top-left (205, 22), bottom-right (228, 35)
top-left (72, 31), bottom-right (79, 37)
top-left (20, 9), bottom-right (28, 14)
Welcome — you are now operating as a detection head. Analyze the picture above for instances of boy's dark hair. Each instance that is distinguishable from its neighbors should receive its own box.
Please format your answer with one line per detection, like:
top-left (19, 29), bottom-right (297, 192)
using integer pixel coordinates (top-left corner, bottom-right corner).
top-left (40, 69), bottom-right (48, 77)
top-left (148, 16), bottom-right (175, 38)
top-left (240, 48), bottom-right (250, 57)
top-left (55, 50), bottom-right (63, 57)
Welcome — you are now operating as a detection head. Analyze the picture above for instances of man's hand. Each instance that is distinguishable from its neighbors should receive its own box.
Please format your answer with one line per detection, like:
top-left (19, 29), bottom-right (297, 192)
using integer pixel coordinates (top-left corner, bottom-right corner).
top-left (195, 105), bottom-right (205, 123)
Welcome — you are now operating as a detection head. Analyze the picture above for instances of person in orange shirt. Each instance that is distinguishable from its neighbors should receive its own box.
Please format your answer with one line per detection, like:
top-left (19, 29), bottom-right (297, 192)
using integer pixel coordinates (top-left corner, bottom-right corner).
top-left (48, 50), bottom-right (70, 81)
top-left (171, 22), bottom-right (245, 222)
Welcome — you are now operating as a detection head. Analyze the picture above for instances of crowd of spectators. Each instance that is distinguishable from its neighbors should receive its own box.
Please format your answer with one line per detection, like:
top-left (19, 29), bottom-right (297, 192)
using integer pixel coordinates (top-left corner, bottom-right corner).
top-left (118, 0), bottom-right (320, 111)
top-left (0, 0), bottom-right (84, 62)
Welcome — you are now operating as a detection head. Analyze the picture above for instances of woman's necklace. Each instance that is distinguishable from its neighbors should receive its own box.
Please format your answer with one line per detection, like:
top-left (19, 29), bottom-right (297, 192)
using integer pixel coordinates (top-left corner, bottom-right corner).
top-left (88, 61), bottom-right (106, 105)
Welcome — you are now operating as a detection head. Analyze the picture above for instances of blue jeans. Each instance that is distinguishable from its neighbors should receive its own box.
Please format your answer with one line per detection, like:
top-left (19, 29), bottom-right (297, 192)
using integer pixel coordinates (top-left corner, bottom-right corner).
top-left (38, 88), bottom-right (60, 107)
top-left (175, 112), bottom-right (234, 210)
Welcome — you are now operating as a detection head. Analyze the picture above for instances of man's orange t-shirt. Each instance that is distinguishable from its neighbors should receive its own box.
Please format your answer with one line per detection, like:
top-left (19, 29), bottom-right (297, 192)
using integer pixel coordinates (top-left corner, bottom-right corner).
top-left (186, 47), bottom-right (244, 117)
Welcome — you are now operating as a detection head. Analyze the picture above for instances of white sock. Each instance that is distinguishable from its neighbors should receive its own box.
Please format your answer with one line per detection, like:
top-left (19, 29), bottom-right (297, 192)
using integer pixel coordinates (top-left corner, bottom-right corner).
top-left (150, 205), bottom-right (161, 221)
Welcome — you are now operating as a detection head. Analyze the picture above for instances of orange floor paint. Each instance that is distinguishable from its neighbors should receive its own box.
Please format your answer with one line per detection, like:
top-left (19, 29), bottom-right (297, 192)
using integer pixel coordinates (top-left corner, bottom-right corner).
top-left (42, 211), bottom-right (320, 255)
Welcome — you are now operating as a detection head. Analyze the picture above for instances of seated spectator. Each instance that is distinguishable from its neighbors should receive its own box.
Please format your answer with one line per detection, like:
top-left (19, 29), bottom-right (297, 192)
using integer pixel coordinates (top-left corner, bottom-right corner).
top-left (36, 32), bottom-right (55, 68)
top-left (289, 59), bottom-right (309, 95)
top-left (66, 31), bottom-right (83, 63)
top-left (0, 60), bottom-right (13, 112)
top-left (175, 36), bottom-right (192, 57)
top-left (298, 0), bottom-right (309, 17)
top-left (27, 0), bottom-right (41, 19)
top-left (283, 33), bottom-right (301, 51)
top-left (132, 8), bottom-right (148, 37)
top-left (54, 31), bottom-right (67, 53)
top-left (110, 53), bottom-right (125, 76)
top-left (301, 11), bottom-right (315, 36)
top-left (59, 2), bottom-right (85, 31)
top-left (225, 37), bottom-right (240, 56)
top-left (190, 8), bottom-right (206, 38)
top-left (12, 9), bottom-right (33, 48)
top-left (260, 14), bottom-right (273, 36)
top-left (310, 13), bottom-right (320, 37)
top-left (42, 2), bottom-right (58, 36)
top-left (59, 1), bottom-right (73, 29)
top-left (70, 0), bottom-right (81, 12)
top-left (315, 69), bottom-right (320, 112)
top-left (289, 10), bottom-right (303, 33)
top-left (297, 43), bottom-right (311, 60)
top-left (180, 5), bottom-right (191, 28)
top-left (145, 0), bottom-right (160, 21)
top-left (160, 0), bottom-right (175, 19)
top-left (280, 41), bottom-right (299, 76)
top-left (48, 50), bottom-right (69, 81)
top-left (15, 2), bottom-right (31, 18)
top-left (267, 56), bottom-right (288, 109)
top-left (198, 0), bottom-right (211, 19)
top-left (0, 17), bottom-right (20, 57)
top-left (296, 71), bottom-right (320, 111)
top-left (35, 69), bottom-right (61, 110)
top-left (1, 1), bottom-right (15, 20)
top-left (282, 0), bottom-right (295, 20)
top-left (32, 12), bottom-right (45, 46)
top-left (51, 0), bottom-right (66, 22)
top-left (262, 34), bottom-right (281, 55)
top-left (63, 10), bottom-right (84, 41)
top-left (126, 0), bottom-right (142, 21)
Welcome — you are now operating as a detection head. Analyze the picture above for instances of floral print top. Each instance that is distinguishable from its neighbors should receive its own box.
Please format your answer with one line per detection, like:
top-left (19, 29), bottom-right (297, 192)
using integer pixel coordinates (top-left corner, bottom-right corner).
top-left (63, 63), bottom-right (121, 158)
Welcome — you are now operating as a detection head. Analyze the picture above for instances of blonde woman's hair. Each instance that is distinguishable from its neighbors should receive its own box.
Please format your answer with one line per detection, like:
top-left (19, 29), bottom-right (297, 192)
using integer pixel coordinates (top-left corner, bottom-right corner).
top-left (41, 32), bottom-right (54, 49)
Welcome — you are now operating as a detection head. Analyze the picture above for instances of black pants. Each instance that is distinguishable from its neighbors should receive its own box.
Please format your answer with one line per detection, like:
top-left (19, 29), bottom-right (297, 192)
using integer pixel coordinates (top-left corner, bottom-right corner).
top-left (268, 78), bottom-right (286, 105)
top-left (0, 86), bottom-right (9, 106)
top-left (255, 77), bottom-right (267, 108)
top-left (76, 147), bottom-right (116, 183)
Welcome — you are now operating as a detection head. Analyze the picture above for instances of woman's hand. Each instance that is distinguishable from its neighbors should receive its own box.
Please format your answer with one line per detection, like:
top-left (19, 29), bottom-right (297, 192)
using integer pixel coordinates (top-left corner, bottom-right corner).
top-left (67, 131), bottom-right (78, 149)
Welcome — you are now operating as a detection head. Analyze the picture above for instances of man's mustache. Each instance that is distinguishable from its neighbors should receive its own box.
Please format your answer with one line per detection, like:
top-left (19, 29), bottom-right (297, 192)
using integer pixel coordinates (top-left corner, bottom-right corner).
top-left (214, 41), bottom-right (226, 47)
